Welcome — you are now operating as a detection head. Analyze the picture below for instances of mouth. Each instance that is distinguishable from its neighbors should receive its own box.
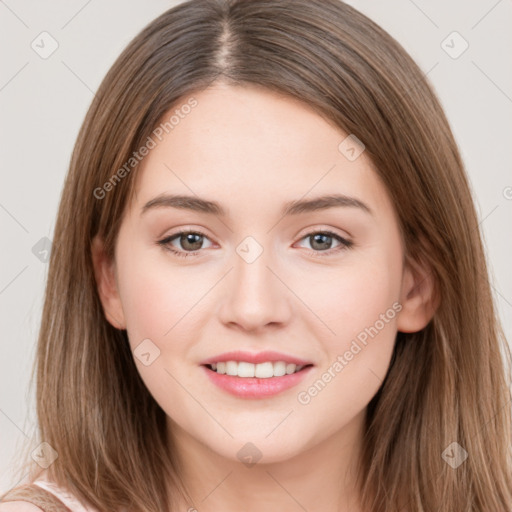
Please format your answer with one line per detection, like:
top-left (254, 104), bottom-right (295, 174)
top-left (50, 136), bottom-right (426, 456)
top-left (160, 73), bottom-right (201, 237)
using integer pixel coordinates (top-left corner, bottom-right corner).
top-left (200, 356), bottom-right (314, 399)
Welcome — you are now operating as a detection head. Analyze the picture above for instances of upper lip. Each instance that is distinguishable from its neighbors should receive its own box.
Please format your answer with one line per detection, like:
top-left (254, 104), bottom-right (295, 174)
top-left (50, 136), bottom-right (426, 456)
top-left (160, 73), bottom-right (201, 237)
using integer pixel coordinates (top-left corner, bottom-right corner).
top-left (200, 350), bottom-right (313, 366)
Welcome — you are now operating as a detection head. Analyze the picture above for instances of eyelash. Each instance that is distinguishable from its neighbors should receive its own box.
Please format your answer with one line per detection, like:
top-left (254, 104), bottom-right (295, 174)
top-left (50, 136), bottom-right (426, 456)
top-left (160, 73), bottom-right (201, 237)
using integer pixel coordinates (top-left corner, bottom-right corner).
top-left (157, 229), bottom-right (353, 259)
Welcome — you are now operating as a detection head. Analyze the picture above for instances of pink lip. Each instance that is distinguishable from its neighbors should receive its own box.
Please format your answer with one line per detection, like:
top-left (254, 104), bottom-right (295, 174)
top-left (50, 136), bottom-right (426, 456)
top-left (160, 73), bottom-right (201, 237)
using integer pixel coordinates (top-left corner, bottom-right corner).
top-left (202, 364), bottom-right (314, 399)
top-left (200, 350), bottom-right (312, 366)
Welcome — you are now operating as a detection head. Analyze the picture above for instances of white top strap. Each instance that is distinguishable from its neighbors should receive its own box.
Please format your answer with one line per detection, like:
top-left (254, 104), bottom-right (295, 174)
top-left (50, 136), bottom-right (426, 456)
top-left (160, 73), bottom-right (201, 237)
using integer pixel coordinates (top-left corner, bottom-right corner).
top-left (31, 477), bottom-right (99, 512)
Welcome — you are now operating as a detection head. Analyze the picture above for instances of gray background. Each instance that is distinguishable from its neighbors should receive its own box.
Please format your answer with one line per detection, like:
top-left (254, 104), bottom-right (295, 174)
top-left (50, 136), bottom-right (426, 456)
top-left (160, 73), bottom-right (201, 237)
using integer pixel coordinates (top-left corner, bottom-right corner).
top-left (1, 0), bottom-right (511, 491)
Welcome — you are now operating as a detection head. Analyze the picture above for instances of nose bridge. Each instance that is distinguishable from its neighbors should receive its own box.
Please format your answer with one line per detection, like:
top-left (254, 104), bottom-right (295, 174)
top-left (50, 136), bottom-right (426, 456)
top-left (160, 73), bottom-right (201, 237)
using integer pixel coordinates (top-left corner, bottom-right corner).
top-left (234, 234), bottom-right (272, 293)
top-left (219, 234), bottom-right (291, 329)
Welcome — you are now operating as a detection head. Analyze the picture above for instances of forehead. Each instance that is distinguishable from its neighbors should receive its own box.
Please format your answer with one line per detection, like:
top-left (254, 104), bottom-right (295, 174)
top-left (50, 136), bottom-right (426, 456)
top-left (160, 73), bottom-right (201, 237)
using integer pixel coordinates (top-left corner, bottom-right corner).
top-left (131, 84), bottom-right (390, 219)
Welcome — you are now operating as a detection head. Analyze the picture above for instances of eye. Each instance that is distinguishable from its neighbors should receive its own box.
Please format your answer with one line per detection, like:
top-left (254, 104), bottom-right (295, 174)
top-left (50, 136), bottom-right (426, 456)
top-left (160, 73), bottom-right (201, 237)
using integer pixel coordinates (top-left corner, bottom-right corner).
top-left (157, 229), bottom-right (353, 259)
top-left (157, 230), bottom-right (213, 258)
top-left (295, 230), bottom-right (352, 256)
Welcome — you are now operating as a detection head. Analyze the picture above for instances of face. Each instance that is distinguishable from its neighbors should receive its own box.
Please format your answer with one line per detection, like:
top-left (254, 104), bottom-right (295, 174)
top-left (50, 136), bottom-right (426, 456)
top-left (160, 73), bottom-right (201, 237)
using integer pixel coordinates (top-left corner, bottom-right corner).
top-left (94, 83), bottom-right (430, 465)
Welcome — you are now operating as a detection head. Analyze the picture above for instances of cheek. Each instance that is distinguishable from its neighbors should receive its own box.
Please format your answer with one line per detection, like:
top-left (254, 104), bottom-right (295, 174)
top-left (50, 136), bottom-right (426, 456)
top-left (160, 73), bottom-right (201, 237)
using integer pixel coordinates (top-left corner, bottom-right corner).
top-left (114, 243), bottom-right (207, 418)
top-left (294, 243), bottom-right (402, 422)
top-left (303, 249), bottom-right (402, 347)
top-left (115, 240), bottom-right (201, 350)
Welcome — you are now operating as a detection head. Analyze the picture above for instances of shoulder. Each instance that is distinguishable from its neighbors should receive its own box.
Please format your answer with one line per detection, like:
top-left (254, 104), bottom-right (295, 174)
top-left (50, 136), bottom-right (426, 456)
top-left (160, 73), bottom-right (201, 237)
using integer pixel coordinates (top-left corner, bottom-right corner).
top-left (0, 470), bottom-right (75, 511)
top-left (0, 502), bottom-right (43, 511)
top-left (1, 471), bottom-right (101, 512)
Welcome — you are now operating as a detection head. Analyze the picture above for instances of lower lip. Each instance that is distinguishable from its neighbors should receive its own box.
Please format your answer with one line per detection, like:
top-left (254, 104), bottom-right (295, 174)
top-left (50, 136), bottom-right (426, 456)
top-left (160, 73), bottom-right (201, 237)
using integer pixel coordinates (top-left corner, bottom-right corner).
top-left (201, 365), bottom-right (313, 398)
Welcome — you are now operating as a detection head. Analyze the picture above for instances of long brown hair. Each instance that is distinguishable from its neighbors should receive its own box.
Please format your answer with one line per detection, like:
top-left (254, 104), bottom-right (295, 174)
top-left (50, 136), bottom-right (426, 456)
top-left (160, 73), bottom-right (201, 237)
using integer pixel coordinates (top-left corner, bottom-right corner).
top-left (3, 0), bottom-right (511, 510)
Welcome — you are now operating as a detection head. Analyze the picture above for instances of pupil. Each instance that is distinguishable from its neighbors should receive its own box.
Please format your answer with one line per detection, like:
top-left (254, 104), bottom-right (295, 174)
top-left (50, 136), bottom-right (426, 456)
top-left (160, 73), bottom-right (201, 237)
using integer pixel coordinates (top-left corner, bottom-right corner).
top-left (183, 233), bottom-right (202, 250)
top-left (312, 233), bottom-right (331, 251)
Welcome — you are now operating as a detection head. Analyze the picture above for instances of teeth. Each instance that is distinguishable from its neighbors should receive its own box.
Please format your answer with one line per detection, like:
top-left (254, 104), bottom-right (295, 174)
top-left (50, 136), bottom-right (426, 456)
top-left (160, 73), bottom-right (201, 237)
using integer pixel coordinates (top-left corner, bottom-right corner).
top-left (226, 361), bottom-right (238, 376)
top-left (238, 361), bottom-right (255, 377)
top-left (209, 361), bottom-right (306, 378)
top-left (273, 361), bottom-right (286, 376)
top-left (255, 362), bottom-right (273, 378)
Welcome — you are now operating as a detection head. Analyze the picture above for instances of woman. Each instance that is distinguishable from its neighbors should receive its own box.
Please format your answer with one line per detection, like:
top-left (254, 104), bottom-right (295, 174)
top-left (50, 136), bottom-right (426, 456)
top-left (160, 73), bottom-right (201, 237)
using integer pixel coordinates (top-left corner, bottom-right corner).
top-left (1, 0), bottom-right (511, 510)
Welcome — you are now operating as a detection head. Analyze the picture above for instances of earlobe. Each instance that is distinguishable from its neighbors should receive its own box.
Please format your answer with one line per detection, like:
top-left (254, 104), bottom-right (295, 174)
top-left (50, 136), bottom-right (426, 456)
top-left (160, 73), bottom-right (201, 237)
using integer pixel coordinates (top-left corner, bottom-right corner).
top-left (91, 236), bottom-right (126, 330)
top-left (396, 256), bottom-right (438, 333)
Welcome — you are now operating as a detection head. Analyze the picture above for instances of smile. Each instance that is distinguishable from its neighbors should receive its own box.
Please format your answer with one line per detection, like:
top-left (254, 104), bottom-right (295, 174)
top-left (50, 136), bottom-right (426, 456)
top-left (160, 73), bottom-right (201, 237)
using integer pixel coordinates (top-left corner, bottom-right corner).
top-left (201, 361), bottom-right (313, 399)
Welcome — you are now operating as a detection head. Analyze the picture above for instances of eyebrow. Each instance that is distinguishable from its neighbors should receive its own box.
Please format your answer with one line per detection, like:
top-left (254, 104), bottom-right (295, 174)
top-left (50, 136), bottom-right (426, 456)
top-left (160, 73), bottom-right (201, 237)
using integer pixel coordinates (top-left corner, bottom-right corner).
top-left (141, 193), bottom-right (372, 217)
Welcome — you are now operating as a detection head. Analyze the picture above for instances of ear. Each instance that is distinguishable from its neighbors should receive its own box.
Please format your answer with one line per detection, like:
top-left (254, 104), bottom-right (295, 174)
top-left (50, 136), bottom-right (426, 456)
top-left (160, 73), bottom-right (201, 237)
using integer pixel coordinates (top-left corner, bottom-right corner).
top-left (396, 255), bottom-right (438, 333)
top-left (91, 236), bottom-right (126, 330)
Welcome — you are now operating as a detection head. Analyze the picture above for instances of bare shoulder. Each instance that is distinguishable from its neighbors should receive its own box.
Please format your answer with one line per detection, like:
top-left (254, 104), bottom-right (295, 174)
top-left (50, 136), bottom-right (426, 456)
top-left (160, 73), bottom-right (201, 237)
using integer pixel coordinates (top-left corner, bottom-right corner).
top-left (0, 502), bottom-right (43, 511)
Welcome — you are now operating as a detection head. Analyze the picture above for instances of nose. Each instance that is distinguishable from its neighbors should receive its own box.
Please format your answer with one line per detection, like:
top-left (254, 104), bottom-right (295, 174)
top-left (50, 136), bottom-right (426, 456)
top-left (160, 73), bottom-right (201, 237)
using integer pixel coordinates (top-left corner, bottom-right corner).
top-left (217, 240), bottom-right (293, 333)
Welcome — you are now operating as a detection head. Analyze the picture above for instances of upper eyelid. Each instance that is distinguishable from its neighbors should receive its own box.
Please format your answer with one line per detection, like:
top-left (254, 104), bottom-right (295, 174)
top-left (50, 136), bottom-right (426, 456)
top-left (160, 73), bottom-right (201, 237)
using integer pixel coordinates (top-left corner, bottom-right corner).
top-left (162, 222), bottom-right (351, 238)
top-left (295, 225), bottom-right (352, 241)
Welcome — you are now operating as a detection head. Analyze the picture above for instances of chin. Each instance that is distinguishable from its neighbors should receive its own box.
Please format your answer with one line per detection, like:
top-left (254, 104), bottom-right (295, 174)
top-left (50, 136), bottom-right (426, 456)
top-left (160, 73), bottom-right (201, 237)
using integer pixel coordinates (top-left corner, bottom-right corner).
top-left (204, 428), bottom-right (311, 465)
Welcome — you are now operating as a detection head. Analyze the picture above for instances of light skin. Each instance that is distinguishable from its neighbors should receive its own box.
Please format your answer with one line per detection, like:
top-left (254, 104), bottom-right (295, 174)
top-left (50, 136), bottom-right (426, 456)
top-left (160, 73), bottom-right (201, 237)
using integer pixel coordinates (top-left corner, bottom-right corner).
top-left (92, 83), bottom-right (435, 512)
